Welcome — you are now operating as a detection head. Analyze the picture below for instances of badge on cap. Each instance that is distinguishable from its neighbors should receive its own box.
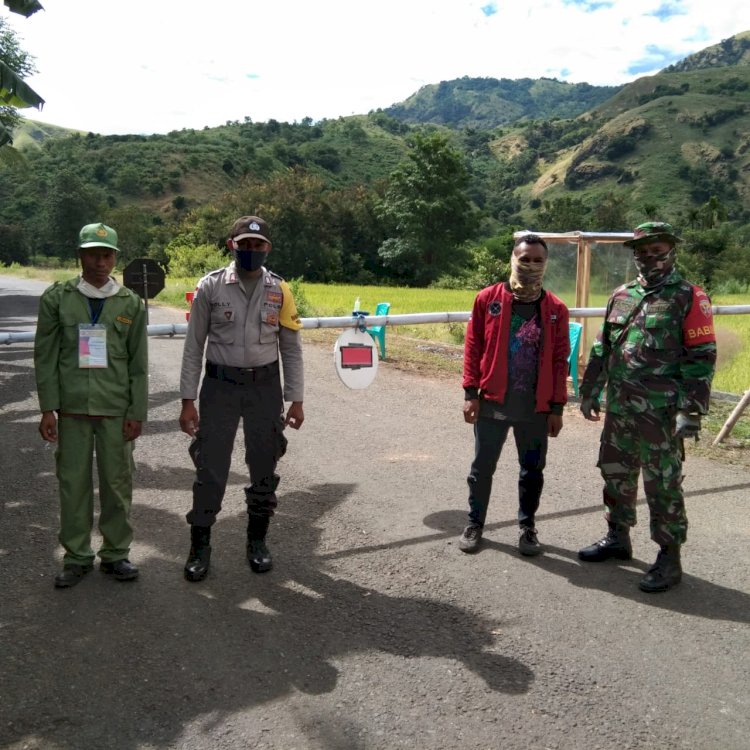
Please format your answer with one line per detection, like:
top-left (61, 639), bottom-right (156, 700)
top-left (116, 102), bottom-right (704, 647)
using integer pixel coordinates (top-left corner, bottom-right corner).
top-left (249, 221), bottom-right (261, 231)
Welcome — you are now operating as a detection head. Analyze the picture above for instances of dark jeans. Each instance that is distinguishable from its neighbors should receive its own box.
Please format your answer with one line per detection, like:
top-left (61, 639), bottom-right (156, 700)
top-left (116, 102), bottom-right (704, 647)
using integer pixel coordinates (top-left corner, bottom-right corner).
top-left (467, 414), bottom-right (548, 529)
top-left (186, 372), bottom-right (287, 528)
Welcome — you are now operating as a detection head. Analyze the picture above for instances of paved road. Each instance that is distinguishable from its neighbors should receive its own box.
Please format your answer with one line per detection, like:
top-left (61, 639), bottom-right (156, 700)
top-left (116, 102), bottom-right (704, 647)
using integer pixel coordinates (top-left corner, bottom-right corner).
top-left (1, 275), bottom-right (748, 750)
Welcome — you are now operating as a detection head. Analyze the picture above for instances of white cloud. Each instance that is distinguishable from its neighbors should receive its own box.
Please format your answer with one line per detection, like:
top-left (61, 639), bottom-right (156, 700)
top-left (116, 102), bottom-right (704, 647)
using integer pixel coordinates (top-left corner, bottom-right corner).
top-left (5, 0), bottom-right (750, 134)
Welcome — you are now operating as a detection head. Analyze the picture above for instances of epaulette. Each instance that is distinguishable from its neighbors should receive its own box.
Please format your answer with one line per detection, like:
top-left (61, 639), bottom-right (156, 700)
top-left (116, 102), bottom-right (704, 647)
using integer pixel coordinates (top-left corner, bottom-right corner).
top-left (198, 267), bottom-right (227, 287)
top-left (267, 269), bottom-right (285, 281)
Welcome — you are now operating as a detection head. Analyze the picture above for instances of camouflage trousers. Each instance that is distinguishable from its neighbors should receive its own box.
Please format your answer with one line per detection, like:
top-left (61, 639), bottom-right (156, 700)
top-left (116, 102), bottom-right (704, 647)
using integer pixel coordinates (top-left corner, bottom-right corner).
top-left (597, 409), bottom-right (686, 546)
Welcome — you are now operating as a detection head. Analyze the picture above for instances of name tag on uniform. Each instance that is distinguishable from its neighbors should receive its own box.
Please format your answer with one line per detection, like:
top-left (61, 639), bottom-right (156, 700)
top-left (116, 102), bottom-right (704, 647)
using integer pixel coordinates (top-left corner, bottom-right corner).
top-left (78, 324), bottom-right (108, 368)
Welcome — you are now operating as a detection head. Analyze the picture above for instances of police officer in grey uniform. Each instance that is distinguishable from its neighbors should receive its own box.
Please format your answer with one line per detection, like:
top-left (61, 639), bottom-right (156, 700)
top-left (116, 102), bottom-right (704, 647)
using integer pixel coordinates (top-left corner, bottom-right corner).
top-left (179, 215), bottom-right (304, 580)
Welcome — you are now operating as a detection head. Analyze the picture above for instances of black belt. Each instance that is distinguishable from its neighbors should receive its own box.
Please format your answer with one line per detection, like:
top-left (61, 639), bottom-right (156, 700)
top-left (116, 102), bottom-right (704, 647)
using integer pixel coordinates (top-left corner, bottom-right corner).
top-left (205, 360), bottom-right (279, 385)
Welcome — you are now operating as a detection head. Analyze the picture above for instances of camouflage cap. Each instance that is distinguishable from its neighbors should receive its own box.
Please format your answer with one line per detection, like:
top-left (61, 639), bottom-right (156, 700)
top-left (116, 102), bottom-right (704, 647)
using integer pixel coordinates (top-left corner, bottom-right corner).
top-left (624, 221), bottom-right (682, 248)
top-left (78, 222), bottom-right (119, 252)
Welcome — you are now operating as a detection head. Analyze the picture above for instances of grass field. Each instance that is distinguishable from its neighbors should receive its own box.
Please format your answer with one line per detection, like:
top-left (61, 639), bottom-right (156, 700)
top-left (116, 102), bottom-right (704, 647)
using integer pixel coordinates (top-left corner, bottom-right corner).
top-left (3, 265), bottom-right (748, 392)
top-left (3, 265), bottom-right (748, 460)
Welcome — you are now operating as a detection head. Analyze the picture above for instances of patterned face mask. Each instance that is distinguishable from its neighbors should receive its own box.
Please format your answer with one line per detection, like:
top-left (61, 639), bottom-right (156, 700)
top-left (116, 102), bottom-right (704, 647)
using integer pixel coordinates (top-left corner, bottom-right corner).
top-left (633, 247), bottom-right (676, 287)
top-left (509, 255), bottom-right (548, 302)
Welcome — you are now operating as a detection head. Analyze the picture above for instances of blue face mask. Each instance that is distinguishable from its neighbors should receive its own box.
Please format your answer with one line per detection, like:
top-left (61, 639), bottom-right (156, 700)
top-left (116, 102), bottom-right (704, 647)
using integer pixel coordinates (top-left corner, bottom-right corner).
top-left (236, 251), bottom-right (267, 272)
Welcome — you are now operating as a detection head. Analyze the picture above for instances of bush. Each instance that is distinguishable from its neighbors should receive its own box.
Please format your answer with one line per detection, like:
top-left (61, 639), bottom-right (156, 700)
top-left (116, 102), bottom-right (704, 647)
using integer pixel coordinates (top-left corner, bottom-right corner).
top-left (287, 277), bottom-right (315, 318)
top-left (165, 242), bottom-right (227, 277)
top-left (711, 279), bottom-right (750, 295)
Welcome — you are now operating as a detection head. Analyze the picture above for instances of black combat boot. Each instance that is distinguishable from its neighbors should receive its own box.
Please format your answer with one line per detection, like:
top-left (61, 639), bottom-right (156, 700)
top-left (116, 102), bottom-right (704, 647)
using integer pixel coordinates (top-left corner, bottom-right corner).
top-left (578, 521), bottom-right (633, 562)
top-left (639, 544), bottom-right (682, 593)
top-left (184, 525), bottom-right (211, 582)
top-left (246, 515), bottom-right (272, 573)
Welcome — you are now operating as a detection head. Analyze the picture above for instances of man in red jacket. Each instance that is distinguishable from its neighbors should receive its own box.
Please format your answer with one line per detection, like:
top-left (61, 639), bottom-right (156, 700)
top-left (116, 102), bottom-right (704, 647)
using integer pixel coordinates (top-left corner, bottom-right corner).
top-left (459, 234), bottom-right (570, 556)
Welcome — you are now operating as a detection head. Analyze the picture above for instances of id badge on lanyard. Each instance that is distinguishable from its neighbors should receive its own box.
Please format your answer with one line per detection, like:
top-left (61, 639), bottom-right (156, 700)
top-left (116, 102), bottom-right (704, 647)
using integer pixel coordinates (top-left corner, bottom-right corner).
top-left (79, 298), bottom-right (108, 368)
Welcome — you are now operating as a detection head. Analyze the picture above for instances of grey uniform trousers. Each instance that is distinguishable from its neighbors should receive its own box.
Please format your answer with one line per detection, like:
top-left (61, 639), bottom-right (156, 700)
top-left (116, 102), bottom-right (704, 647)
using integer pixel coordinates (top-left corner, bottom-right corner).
top-left (186, 369), bottom-right (287, 528)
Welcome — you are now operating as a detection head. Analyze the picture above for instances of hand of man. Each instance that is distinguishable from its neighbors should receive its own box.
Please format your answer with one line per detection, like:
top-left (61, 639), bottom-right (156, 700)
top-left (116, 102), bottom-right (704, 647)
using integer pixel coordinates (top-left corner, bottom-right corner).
top-left (675, 410), bottom-right (701, 439)
top-left (580, 397), bottom-right (601, 421)
top-left (547, 413), bottom-right (563, 438)
top-left (123, 420), bottom-right (143, 441)
top-left (179, 400), bottom-right (200, 437)
top-left (285, 401), bottom-right (304, 430)
top-left (463, 398), bottom-right (479, 424)
top-left (38, 411), bottom-right (58, 442)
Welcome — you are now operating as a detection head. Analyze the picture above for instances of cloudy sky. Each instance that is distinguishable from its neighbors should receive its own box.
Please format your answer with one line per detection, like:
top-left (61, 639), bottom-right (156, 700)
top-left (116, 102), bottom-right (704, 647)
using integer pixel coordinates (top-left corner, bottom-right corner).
top-left (5, 0), bottom-right (750, 135)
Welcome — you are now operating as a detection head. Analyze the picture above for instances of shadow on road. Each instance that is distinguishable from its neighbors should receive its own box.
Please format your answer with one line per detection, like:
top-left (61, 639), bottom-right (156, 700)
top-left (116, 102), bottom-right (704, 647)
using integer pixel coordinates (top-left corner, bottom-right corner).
top-left (1, 484), bottom-right (533, 750)
top-left (422, 509), bottom-right (750, 624)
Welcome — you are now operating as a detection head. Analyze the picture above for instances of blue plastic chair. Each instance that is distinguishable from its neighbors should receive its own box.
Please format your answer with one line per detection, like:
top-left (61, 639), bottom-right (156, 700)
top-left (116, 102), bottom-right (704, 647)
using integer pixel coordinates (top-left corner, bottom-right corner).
top-left (366, 302), bottom-right (391, 360)
top-left (568, 322), bottom-right (583, 398)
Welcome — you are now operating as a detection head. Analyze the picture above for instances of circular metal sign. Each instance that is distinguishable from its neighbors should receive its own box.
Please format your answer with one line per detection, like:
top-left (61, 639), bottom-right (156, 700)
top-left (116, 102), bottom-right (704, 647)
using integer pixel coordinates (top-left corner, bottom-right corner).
top-left (333, 328), bottom-right (379, 389)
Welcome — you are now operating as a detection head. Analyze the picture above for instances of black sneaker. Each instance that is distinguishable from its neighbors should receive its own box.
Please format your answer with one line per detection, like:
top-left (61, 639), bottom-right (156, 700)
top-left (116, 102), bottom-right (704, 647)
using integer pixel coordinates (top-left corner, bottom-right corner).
top-left (518, 527), bottom-right (542, 557)
top-left (458, 524), bottom-right (482, 553)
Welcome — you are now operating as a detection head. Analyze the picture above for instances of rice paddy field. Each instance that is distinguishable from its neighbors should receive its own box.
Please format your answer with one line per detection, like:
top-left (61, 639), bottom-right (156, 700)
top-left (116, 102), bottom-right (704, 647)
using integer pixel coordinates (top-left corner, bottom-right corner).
top-left (3, 266), bottom-right (748, 396)
top-left (293, 282), bottom-right (750, 396)
top-left (3, 266), bottom-right (749, 457)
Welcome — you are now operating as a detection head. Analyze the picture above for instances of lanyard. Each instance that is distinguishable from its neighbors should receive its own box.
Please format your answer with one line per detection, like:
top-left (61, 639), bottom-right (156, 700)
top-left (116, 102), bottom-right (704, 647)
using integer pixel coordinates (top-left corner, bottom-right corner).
top-left (87, 298), bottom-right (106, 324)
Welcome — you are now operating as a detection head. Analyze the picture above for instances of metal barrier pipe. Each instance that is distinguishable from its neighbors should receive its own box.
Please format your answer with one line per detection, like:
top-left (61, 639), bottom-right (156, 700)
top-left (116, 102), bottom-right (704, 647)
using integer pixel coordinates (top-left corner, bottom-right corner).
top-left (2, 305), bottom-right (749, 344)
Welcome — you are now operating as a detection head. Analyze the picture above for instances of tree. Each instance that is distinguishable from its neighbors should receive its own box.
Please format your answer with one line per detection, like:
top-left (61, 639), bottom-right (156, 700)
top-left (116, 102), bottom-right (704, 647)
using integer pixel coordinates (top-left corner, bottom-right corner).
top-left (590, 192), bottom-right (629, 232)
top-left (41, 170), bottom-right (102, 259)
top-left (0, 221), bottom-right (28, 264)
top-left (0, 7), bottom-right (44, 149)
top-left (534, 196), bottom-right (589, 232)
top-left (226, 169), bottom-right (344, 282)
top-left (698, 195), bottom-right (727, 229)
top-left (376, 132), bottom-right (475, 285)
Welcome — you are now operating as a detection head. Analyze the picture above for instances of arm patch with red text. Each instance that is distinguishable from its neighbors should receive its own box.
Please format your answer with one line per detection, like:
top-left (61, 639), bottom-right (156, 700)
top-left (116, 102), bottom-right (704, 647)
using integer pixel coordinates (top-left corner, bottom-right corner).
top-left (683, 286), bottom-right (716, 346)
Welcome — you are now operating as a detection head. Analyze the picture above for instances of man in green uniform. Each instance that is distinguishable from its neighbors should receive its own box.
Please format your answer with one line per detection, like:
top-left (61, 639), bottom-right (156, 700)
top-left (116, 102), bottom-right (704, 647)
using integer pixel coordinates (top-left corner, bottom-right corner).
top-left (35, 223), bottom-right (148, 588)
top-left (578, 222), bottom-right (716, 592)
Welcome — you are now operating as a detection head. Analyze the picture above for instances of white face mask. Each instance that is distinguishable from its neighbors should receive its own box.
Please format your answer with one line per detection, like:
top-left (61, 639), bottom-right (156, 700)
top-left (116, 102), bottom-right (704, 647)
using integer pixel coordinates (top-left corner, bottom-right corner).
top-left (77, 276), bottom-right (121, 299)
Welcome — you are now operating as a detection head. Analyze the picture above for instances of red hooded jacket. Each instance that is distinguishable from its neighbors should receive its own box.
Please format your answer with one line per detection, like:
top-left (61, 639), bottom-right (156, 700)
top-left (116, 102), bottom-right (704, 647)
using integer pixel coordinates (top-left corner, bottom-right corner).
top-left (463, 282), bottom-right (570, 412)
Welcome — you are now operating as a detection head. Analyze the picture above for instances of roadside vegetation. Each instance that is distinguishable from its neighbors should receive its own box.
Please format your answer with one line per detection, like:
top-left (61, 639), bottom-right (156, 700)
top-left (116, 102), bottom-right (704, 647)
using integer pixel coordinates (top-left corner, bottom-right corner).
top-left (3, 264), bottom-right (748, 467)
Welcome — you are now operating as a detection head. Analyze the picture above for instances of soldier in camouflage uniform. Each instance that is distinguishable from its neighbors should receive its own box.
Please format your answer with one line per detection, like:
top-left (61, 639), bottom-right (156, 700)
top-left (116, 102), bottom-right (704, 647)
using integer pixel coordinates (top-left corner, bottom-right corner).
top-left (578, 222), bottom-right (716, 592)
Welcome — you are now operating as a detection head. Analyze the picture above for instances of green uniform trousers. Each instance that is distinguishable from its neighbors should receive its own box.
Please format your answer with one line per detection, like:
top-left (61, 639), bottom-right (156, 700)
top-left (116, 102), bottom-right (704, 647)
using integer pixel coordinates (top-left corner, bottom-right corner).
top-left (56, 415), bottom-right (135, 565)
top-left (598, 409), bottom-right (687, 546)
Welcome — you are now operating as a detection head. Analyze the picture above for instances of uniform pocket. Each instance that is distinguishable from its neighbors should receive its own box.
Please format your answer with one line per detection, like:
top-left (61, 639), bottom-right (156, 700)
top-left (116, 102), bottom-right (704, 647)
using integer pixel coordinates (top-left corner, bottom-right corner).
top-left (209, 311), bottom-right (235, 344)
top-left (109, 319), bottom-right (130, 358)
top-left (643, 313), bottom-right (680, 352)
top-left (259, 321), bottom-right (279, 344)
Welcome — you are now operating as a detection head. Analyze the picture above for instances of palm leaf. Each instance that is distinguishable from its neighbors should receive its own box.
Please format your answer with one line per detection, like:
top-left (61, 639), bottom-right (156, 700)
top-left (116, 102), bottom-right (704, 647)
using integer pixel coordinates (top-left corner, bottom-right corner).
top-left (3, 1), bottom-right (44, 18)
top-left (0, 60), bottom-right (45, 109)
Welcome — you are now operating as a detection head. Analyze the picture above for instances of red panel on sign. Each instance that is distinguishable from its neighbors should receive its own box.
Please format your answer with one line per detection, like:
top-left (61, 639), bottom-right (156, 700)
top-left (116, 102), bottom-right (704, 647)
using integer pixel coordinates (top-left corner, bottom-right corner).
top-left (340, 345), bottom-right (373, 369)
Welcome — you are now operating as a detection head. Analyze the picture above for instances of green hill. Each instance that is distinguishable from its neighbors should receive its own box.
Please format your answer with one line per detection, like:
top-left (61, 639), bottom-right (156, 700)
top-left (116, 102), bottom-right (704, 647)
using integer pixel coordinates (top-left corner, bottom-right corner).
top-left (384, 76), bottom-right (623, 129)
top-left (3, 30), bottom-right (750, 289)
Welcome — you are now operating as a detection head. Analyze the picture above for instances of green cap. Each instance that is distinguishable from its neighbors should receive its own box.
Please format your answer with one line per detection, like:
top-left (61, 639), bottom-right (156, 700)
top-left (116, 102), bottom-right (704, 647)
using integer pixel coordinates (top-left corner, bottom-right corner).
top-left (79, 222), bottom-right (119, 252)
top-left (624, 221), bottom-right (682, 248)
